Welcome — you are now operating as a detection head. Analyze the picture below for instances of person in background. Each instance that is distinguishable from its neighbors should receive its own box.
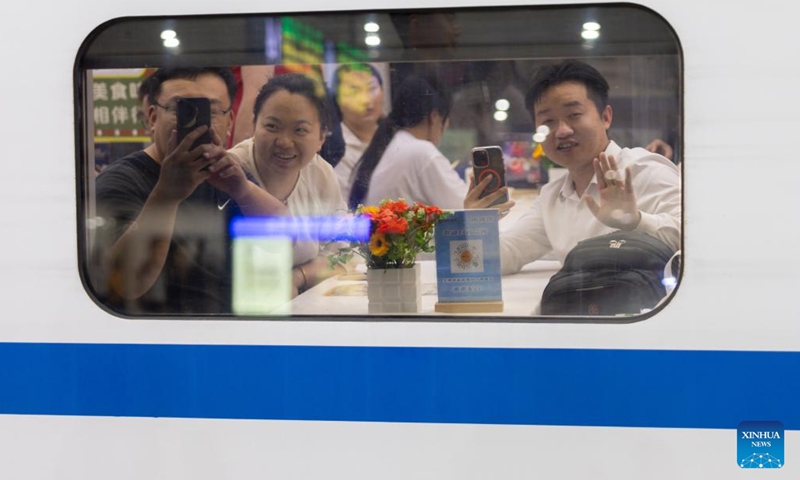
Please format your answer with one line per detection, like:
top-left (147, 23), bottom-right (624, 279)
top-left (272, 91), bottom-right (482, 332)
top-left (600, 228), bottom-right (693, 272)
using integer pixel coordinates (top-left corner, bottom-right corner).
top-left (94, 67), bottom-right (291, 314)
top-left (389, 11), bottom-right (461, 61)
top-left (348, 74), bottom-right (467, 210)
top-left (645, 138), bottom-right (674, 161)
top-left (465, 60), bottom-right (681, 274)
top-left (330, 63), bottom-right (385, 201)
top-left (227, 73), bottom-right (347, 296)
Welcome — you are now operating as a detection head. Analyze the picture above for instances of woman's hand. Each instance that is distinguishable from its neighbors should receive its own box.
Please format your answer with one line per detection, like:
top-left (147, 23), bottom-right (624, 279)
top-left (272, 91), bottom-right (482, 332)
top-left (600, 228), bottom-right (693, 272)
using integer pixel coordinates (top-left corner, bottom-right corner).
top-left (207, 154), bottom-right (248, 197)
top-left (291, 266), bottom-right (307, 298)
top-left (291, 256), bottom-right (345, 298)
top-left (205, 128), bottom-right (249, 197)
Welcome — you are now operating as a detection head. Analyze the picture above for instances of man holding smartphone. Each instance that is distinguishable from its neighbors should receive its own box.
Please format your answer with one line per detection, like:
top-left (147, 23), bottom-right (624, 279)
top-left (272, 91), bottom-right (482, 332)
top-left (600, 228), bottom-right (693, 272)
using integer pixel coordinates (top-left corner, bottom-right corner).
top-left (464, 60), bottom-right (680, 275)
top-left (93, 67), bottom-right (290, 314)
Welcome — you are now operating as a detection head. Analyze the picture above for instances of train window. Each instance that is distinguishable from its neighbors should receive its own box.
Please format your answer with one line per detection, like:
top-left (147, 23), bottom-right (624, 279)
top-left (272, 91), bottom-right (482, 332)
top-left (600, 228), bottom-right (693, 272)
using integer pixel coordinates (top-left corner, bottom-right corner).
top-left (77, 5), bottom-right (682, 320)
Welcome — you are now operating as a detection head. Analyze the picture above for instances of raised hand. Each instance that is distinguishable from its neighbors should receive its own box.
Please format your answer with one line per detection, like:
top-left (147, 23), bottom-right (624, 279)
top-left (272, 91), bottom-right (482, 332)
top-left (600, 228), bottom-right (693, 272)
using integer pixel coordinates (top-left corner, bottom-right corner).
top-left (153, 126), bottom-right (218, 203)
top-left (584, 152), bottom-right (641, 230)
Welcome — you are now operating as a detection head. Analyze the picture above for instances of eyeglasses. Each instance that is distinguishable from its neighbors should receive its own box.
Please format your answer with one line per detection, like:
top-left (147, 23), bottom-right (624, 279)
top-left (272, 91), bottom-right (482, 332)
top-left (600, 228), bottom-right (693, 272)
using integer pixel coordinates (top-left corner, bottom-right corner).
top-left (153, 100), bottom-right (232, 123)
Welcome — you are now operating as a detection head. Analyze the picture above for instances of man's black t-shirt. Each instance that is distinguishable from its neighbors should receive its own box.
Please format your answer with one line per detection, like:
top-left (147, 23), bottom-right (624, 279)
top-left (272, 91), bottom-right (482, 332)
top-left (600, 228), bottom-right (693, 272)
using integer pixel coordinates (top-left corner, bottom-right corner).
top-left (92, 150), bottom-right (242, 315)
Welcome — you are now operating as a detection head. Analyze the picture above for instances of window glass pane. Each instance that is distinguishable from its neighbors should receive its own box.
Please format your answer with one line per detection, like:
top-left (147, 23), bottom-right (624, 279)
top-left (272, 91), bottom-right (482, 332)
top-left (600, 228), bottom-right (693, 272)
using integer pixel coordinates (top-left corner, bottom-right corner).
top-left (77, 5), bottom-right (682, 319)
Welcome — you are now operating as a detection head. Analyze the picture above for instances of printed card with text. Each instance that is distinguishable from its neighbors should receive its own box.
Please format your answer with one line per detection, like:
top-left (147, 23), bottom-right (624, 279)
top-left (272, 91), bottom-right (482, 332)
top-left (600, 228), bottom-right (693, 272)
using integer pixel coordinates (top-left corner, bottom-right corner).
top-left (434, 209), bottom-right (502, 304)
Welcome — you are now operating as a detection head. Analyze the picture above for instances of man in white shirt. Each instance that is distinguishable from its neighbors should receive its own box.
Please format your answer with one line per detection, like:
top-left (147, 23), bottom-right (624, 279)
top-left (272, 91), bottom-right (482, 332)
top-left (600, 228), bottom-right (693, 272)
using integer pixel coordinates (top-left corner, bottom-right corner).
top-left (465, 60), bottom-right (681, 274)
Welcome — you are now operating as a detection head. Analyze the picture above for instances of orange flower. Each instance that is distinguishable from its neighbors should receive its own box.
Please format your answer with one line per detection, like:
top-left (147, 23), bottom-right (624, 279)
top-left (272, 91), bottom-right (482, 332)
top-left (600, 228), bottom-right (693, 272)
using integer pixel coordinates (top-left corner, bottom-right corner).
top-left (424, 205), bottom-right (443, 220)
top-left (376, 213), bottom-right (408, 234)
top-left (385, 200), bottom-right (409, 214)
top-left (424, 205), bottom-right (442, 215)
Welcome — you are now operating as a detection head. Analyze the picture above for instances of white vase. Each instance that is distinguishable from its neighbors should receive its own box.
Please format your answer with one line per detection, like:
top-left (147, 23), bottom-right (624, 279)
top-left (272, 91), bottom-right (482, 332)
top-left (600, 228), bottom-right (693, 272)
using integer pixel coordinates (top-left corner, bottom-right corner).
top-left (366, 264), bottom-right (422, 314)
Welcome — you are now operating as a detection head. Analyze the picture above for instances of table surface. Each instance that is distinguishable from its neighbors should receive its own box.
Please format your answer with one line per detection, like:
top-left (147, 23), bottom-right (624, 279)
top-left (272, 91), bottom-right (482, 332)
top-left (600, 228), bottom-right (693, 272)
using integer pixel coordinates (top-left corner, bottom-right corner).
top-left (288, 260), bottom-right (561, 318)
top-left (288, 189), bottom-right (556, 318)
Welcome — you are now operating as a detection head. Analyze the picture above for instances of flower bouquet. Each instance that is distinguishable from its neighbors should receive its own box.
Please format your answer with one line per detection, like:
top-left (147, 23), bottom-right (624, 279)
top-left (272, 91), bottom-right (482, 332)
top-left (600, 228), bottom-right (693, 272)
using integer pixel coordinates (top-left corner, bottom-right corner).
top-left (328, 199), bottom-right (450, 313)
top-left (328, 199), bottom-right (450, 269)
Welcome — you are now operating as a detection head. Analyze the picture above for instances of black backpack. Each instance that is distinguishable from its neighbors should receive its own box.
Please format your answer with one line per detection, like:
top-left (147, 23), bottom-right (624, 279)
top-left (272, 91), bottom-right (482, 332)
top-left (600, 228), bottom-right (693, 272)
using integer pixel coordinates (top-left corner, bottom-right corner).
top-left (540, 231), bottom-right (676, 316)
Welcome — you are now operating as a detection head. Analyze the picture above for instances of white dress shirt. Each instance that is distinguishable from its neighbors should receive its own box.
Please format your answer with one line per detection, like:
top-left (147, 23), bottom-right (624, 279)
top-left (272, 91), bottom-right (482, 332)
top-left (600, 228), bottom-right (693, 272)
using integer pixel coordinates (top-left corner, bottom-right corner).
top-left (500, 141), bottom-right (681, 274)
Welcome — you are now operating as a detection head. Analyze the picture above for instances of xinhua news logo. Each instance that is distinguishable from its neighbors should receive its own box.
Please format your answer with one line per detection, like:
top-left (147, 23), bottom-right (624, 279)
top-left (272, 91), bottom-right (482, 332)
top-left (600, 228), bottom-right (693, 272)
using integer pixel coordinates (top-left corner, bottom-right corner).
top-left (738, 421), bottom-right (784, 469)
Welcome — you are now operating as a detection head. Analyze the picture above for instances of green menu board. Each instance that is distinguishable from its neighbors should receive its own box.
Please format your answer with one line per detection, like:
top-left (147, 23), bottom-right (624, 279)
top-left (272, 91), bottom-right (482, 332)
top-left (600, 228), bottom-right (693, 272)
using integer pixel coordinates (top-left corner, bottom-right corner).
top-left (92, 69), bottom-right (150, 143)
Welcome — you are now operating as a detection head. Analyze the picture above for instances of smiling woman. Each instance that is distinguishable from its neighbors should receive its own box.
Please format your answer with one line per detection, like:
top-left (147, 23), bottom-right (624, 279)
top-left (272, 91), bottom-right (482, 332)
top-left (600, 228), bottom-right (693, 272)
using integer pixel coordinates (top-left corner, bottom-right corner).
top-left (226, 73), bottom-right (348, 297)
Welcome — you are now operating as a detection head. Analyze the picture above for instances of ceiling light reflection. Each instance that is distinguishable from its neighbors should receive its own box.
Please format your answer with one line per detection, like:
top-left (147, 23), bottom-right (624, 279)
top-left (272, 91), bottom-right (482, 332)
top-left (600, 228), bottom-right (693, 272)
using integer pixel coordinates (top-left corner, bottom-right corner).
top-left (581, 30), bottom-right (600, 40)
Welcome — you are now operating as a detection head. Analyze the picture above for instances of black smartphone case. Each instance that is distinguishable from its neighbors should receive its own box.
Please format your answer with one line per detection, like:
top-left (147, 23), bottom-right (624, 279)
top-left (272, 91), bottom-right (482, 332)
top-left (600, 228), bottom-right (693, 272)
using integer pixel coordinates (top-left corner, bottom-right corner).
top-left (176, 98), bottom-right (212, 150)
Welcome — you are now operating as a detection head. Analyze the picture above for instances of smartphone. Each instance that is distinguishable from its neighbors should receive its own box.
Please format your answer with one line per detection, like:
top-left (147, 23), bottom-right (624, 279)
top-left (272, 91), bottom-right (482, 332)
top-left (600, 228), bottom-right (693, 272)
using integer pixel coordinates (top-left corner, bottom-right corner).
top-left (176, 97), bottom-right (212, 150)
top-left (471, 146), bottom-right (508, 206)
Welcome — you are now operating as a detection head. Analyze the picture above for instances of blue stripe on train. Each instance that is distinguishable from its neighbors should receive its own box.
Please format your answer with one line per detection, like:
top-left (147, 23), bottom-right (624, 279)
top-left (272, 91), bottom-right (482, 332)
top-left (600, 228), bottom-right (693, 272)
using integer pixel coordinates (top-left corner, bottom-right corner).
top-left (0, 343), bottom-right (796, 429)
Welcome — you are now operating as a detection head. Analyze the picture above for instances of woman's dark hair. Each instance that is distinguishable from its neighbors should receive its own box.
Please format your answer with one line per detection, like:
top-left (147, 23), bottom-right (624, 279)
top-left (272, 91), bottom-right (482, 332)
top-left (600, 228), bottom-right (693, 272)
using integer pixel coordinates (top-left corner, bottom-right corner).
top-left (348, 74), bottom-right (452, 209)
top-left (252, 73), bottom-right (332, 133)
top-left (524, 60), bottom-right (610, 124)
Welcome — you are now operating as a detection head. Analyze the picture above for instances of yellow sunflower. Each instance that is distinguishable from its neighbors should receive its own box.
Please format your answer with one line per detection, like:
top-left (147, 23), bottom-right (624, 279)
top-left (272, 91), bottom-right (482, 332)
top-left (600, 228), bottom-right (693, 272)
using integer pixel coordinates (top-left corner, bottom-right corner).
top-left (369, 232), bottom-right (390, 256)
top-left (361, 206), bottom-right (380, 216)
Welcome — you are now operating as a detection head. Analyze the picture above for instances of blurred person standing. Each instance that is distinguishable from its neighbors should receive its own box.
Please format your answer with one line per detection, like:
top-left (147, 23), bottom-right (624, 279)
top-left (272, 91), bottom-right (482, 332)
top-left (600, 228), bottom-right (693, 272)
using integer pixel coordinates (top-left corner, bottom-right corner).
top-left (330, 63), bottom-right (385, 201)
top-left (348, 74), bottom-right (467, 210)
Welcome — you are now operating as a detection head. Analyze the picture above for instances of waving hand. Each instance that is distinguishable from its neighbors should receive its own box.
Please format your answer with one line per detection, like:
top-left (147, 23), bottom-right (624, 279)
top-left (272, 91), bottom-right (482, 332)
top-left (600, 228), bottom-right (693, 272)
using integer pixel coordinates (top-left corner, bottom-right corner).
top-left (584, 152), bottom-right (641, 230)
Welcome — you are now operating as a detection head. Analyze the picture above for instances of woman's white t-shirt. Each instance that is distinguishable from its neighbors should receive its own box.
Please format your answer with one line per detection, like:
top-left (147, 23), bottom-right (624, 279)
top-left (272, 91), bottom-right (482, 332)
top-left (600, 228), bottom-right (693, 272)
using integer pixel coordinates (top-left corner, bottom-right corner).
top-left (363, 130), bottom-right (467, 209)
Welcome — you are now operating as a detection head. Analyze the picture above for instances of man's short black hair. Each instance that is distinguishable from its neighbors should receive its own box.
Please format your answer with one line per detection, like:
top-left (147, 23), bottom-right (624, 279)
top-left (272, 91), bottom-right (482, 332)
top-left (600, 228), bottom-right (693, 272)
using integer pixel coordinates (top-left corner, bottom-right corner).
top-left (137, 72), bottom-right (158, 103)
top-left (147, 67), bottom-right (237, 107)
top-left (524, 60), bottom-right (610, 123)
